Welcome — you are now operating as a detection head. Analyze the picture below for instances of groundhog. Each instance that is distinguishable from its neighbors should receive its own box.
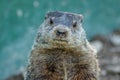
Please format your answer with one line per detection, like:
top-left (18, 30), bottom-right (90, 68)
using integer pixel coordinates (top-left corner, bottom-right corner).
top-left (25, 11), bottom-right (100, 80)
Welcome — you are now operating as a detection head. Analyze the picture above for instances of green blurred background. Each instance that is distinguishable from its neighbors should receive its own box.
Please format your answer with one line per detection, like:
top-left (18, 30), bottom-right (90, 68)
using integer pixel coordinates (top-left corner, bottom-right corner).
top-left (0, 0), bottom-right (120, 79)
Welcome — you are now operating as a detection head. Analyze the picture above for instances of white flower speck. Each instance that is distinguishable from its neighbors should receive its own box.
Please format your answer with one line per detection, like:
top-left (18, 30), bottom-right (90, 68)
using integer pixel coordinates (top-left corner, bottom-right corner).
top-left (33, 1), bottom-right (39, 7)
top-left (17, 9), bottom-right (23, 17)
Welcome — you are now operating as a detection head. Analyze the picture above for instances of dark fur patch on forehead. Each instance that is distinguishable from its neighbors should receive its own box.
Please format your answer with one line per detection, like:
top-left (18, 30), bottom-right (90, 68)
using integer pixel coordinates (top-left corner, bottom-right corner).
top-left (45, 11), bottom-right (83, 22)
top-left (46, 11), bottom-right (63, 18)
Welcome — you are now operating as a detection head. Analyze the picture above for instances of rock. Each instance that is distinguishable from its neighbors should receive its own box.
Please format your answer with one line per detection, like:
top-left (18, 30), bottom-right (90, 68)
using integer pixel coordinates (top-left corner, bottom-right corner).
top-left (91, 34), bottom-right (110, 44)
top-left (6, 73), bottom-right (24, 80)
top-left (101, 70), bottom-right (107, 76)
top-left (92, 31), bottom-right (120, 80)
top-left (107, 65), bottom-right (120, 73)
top-left (110, 47), bottom-right (120, 53)
top-left (110, 34), bottom-right (120, 46)
top-left (113, 28), bottom-right (120, 35)
top-left (90, 40), bottom-right (103, 53)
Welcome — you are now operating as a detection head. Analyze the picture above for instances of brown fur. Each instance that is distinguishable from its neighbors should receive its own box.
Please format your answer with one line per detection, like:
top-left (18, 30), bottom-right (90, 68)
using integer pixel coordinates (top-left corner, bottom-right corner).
top-left (26, 47), bottom-right (99, 80)
top-left (25, 11), bottom-right (99, 80)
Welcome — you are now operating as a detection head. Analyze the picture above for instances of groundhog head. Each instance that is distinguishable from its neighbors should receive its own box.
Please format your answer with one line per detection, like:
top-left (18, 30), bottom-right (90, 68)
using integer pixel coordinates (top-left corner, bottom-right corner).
top-left (34, 11), bottom-right (87, 48)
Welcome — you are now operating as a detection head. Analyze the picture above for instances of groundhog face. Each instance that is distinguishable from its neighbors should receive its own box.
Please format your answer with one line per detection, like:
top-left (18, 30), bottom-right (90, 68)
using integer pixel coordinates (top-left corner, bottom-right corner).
top-left (36, 11), bottom-right (86, 48)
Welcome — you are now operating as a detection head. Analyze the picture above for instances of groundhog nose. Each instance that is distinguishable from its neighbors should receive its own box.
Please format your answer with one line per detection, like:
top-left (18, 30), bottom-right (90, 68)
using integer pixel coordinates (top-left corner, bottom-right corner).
top-left (56, 30), bottom-right (67, 37)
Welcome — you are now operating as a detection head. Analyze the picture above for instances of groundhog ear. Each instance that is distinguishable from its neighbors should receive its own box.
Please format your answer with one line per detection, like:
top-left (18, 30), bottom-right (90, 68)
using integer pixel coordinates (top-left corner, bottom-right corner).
top-left (45, 13), bottom-right (49, 19)
top-left (79, 14), bottom-right (83, 23)
top-left (45, 11), bottom-right (50, 19)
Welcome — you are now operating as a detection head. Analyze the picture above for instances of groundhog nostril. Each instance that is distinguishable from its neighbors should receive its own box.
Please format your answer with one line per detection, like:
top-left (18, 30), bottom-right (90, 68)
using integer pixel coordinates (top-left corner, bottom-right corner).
top-left (56, 30), bottom-right (67, 37)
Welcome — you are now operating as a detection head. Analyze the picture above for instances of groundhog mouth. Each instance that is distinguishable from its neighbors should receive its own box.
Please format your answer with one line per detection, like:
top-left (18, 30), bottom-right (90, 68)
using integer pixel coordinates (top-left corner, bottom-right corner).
top-left (53, 39), bottom-right (68, 43)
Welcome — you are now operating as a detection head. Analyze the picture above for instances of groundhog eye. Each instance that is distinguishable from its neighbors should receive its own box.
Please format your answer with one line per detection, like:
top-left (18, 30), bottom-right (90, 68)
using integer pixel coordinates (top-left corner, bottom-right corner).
top-left (49, 18), bottom-right (54, 25)
top-left (72, 21), bottom-right (77, 28)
